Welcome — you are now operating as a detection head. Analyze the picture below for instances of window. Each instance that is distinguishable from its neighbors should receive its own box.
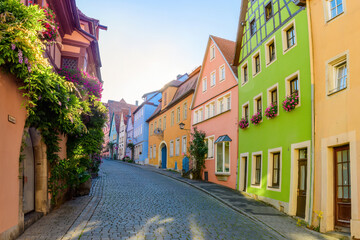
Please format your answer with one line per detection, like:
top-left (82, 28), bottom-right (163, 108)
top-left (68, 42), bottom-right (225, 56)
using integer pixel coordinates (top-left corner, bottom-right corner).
top-left (216, 142), bottom-right (230, 173)
top-left (290, 77), bottom-right (299, 94)
top-left (219, 65), bottom-right (225, 81)
top-left (286, 26), bottom-right (295, 49)
top-left (327, 54), bottom-right (347, 95)
top-left (255, 155), bottom-right (261, 185)
top-left (243, 103), bottom-right (249, 120)
top-left (205, 105), bottom-right (210, 119)
top-left (206, 137), bottom-right (214, 158)
top-left (154, 121), bottom-right (157, 130)
top-left (265, 37), bottom-right (276, 65)
top-left (329, 0), bottom-right (344, 19)
top-left (175, 138), bottom-right (180, 156)
top-left (219, 98), bottom-right (224, 113)
top-left (170, 140), bottom-right (174, 156)
top-left (171, 111), bottom-right (174, 126)
top-left (272, 153), bottom-right (280, 187)
top-left (177, 107), bottom-right (181, 123)
top-left (163, 116), bottom-right (166, 129)
top-left (243, 65), bottom-right (248, 84)
top-left (199, 109), bottom-right (203, 122)
top-left (210, 45), bottom-right (215, 60)
top-left (265, 2), bottom-right (273, 21)
top-left (150, 124), bottom-right (153, 136)
top-left (252, 51), bottom-right (261, 76)
top-left (271, 88), bottom-right (277, 105)
top-left (210, 71), bottom-right (216, 87)
top-left (256, 97), bottom-right (262, 114)
top-left (226, 95), bottom-right (231, 110)
top-left (158, 119), bottom-right (162, 130)
top-left (255, 55), bottom-right (260, 73)
top-left (183, 103), bottom-right (187, 120)
top-left (250, 19), bottom-right (256, 36)
top-left (62, 57), bottom-right (78, 70)
top-left (202, 78), bottom-right (207, 92)
top-left (211, 102), bottom-right (216, 117)
top-left (150, 146), bottom-right (152, 159)
top-left (164, 92), bottom-right (167, 105)
top-left (182, 136), bottom-right (187, 154)
top-left (153, 144), bottom-right (156, 158)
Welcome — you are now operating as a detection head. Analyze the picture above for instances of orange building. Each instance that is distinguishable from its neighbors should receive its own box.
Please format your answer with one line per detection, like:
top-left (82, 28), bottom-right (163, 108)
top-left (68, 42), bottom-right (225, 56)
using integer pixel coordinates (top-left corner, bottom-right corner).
top-left (309, 0), bottom-right (360, 238)
top-left (0, 1), bottom-right (106, 239)
top-left (147, 67), bottom-right (200, 170)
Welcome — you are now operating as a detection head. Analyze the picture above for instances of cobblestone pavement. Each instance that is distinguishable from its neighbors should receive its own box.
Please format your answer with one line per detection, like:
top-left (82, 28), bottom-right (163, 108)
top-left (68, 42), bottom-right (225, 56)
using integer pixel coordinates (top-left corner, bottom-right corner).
top-left (18, 159), bottom-right (280, 240)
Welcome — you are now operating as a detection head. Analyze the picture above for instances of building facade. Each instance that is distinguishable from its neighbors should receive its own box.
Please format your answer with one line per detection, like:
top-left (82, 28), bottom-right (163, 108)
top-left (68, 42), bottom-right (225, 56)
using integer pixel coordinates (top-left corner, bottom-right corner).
top-left (148, 67), bottom-right (200, 170)
top-left (191, 35), bottom-right (239, 189)
top-left (125, 112), bottom-right (134, 159)
top-left (309, 0), bottom-right (360, 237)
top-left (133, 91), bottom-right (162, 164)
top-left (234, 0), bottom-right (313, 221)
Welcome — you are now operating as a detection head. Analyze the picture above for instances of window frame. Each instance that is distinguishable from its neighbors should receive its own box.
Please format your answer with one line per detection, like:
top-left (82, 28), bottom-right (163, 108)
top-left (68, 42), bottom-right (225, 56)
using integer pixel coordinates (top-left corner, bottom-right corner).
top-left (210, 71), bottom-right (216, 87)
top-left (241, 61), bottom-right (249, 86)
top-left (265, 36), bottom-right (276, 67)
top-left (183, 102), bottom-right (188, 120)
top-left (171, 111), bottom-right (174, 126)
top-left (326, 0), bottom-right (345, 22)
top-left (202, 77), bottom-right (207, 92)
top-left (205, 136), bottom-right (215, 159)
top-left (282, 20), bottom-right (297, 54)
top-left (250, 18), bottom-right (256, 36)
top-left (170, 140), bottom-right (174, 157)
top-left (175, 138), bottom-right (180, 156)
top-left (163, 115), bottom-right (166, 130)
top-left (242, 101), bottom-right (250, 122)
top-left (252, 50), bottom-right (261, 77)
top-left (210, 45), bottom-right (215, 60)
top-left (176, 107), bottom-right (181, 123)
top-left (251, 152), bottom-right (263, 187)
top-left (267, 83), bottom-right (279, 115)
top-left (285, 71), bottom-right (301, 107)
top-left (182, 136), bottom-right (187, 154)
top-left (219, 64), bottom-right (226, 82)
top-left (215, 141), bottom-right (230, 174)
top-left (265, 1), bottom-right (273, 22)
top-left (326, 53), bottom-right (348, 96)
top-left (267, 148), bottom-right (282, 191)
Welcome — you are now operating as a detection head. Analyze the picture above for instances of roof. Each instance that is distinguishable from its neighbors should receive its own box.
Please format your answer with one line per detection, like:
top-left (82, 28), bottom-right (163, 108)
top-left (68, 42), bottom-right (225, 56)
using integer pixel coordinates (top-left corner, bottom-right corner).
top-left (160, 80), bottom-right (183, 92)
top-left (214, 135), bottom-right (232, 143)
top-left (211, 35), bottom-right (238, 77)
top-left (142, 90), bottom-right (160, 99)
top-left (146, 66), bottom-right (200, 122)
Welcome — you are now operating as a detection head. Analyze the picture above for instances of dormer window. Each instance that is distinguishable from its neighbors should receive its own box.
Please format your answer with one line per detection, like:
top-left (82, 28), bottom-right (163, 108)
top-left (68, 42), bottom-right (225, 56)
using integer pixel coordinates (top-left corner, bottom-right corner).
top-left (210, 45), bottom-right (215, 60)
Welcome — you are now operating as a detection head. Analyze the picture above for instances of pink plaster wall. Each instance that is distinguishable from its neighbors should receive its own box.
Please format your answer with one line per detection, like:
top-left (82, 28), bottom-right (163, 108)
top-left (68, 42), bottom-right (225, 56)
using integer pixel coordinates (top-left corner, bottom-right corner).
top-left (0, 71), bottom-right (27, 234)
top-left (191, 38), bottom-right (239, 189)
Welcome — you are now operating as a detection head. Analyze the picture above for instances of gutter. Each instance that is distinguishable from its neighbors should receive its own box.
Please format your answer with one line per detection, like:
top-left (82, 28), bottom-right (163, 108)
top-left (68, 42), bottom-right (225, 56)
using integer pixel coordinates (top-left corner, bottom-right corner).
top-left (306, 0), bottom-right (315, 225)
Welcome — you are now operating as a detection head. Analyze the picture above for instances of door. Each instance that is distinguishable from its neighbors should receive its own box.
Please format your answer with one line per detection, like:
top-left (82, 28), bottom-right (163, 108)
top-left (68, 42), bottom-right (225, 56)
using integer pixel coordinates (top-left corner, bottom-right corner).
top-left (161, 146), bottom-right (167, 169)
top-left (296, 148), bottom-right (307, 218)
top-left (243, 157), bottom-right (247, 192)
top-left (335, 145), bottom-right (351, 227)
top-left (23, 132), bottom-right (35, 214)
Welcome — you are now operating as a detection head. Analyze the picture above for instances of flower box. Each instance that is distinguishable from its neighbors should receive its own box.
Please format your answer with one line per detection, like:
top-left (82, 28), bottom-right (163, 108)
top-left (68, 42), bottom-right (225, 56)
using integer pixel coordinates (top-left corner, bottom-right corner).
top-left (282, 92), bottom-right (299, 112)
top-left (239, 118), bottom-right (249, 129)
top-left (265, 103), bottom-right (278, 119)
top-left (250, 112), bottom-right (262, 125)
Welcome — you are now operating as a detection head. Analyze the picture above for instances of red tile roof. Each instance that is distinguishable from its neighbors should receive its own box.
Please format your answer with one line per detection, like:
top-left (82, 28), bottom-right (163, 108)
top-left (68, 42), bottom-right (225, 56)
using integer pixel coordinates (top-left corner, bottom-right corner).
top-left (211, 35), bottom-right (238, 77)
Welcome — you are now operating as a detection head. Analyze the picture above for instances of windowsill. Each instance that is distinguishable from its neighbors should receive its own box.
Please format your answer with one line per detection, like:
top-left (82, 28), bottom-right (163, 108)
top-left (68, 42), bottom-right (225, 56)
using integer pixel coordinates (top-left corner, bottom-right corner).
top-left (251, 183), bottom-right (261, 189)
top-left (215, 172), bottom-right (230, 176)
top-left (326, 12), bottom-right (344, 23)
top-left (205, 157), bottom-right (214, 160)
top-left (283, 44), bottom-right (296, 55)
top-left (266, 58), bottom-right (277, 68)
top-left (327, 86), bottom-right (347, 96)
top-left (267, 185), bottom-right (281, 192)
top-left (192, 109), bottom-right (231, 126)
top-left (219, 78), bottom-right (225, 83)
top-left (253, 71), bottom-right (261, 78)
top-left (241, 80), bottom-right (249, 87)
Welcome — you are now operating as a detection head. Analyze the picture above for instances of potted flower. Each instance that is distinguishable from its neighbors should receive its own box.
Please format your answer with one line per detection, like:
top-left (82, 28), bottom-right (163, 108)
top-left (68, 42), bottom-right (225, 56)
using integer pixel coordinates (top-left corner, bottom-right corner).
top-left (250, 112), bottom-right (262, 125)
top-left (282, 92), bottom-right (299, 112)
top-left (239, 118), bottom-right (249, 129)
top-left (265, 103), bottom-right (278, 119)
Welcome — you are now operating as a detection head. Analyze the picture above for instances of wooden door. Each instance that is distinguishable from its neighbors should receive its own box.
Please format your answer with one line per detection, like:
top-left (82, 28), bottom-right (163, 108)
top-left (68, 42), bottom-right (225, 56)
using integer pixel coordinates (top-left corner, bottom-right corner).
top-left (23, 132), bottom-right (35, 214)
top-left (335, 145), bottom-right (351, 227)
top-left (243, 157), bottom-right (247, 192)
top-left (296, 148), bottom-right (307, 218)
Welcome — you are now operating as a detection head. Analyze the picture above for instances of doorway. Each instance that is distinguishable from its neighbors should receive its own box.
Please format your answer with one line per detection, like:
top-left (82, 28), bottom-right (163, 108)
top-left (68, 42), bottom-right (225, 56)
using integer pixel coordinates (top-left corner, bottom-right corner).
top-left (296, 148), bottom-right (307, 218)
top-left (239, 156), bottom-right (248, 192)
top-left (23, 131), bottom-right (35, 214)
top-left (334, 145), bottom-right (351, 228)
top-left (161, 145), bottom-right (167, 169)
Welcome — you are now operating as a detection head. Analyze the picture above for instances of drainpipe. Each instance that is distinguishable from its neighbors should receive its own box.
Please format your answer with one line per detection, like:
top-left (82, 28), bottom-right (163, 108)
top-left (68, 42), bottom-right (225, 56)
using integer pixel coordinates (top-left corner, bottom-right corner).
top-left (306, 0), bottom-right (315, 225)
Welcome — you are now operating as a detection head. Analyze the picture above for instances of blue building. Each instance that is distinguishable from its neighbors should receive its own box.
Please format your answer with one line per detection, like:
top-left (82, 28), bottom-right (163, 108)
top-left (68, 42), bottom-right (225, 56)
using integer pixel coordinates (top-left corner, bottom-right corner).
top-left (133, 91), bottom-right (162, 164)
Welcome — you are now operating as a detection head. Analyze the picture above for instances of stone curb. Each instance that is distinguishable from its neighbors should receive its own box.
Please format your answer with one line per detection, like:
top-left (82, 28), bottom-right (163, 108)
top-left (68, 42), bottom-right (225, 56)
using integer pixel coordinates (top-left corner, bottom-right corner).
top-left (115, 160), bottom-right (339, 240)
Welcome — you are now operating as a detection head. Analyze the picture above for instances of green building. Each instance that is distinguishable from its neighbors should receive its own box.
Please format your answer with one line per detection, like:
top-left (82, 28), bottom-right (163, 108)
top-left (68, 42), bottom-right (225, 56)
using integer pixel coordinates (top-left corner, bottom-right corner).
top-left (234, 0), bottom-right (313, 222)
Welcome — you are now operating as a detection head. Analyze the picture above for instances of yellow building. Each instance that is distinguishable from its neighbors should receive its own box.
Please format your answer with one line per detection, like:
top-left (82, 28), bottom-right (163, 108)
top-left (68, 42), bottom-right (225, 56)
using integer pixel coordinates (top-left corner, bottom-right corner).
top-left (148, 67), bottom-right (200, 170)
top-left (309, 0), bottom-right (360, 238)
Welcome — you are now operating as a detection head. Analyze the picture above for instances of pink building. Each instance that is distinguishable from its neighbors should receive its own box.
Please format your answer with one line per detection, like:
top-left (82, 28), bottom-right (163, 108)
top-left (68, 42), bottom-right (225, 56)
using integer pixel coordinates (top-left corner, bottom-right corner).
top-left (191, 36), bottom-right (238, 189)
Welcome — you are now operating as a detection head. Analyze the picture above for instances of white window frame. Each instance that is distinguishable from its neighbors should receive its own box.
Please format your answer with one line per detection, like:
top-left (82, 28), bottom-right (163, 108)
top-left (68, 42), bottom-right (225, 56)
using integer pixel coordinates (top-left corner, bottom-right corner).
top-left (240, 61), bottom-right (249, 86)
top-left (170, 140), bottom-right (174, 157)
top-left (182, 136), bottom-right (187, 154)
top-left (183, 102), bottom-right (188, 120)
top-left (267, 83), bottom-right (279, 116)
top-left (176, 107), bottom-right (181, 123)
top-left (326, 52), bottom-right (348, 96)
top-left (267, 147), bottom-right (282, 192)
top-left (282, 20), bottom-right (296, 54)
top-left (163, 115), bottom-right (166, 130)
top-left (205, 135), bottom-right (215, 159)
top-left (325, 0), bottom-right (345, 22)
top-left (210, 45), bottom-right (215, 60)
top-left (215, 141), bottom-right (231, 174)
top-left (175, 138), bottom-right (180, 156)
top-left (219, 64), bottom-right (225, 82)
top-left (171, 111), bottom-right (174, 126)
top-left (242, 101), bottom-right (250, 122)
top-left (253, 92), bottom-right (263, 118)
top-left (210, 71), bottom-right (216, 87)
top-left (252, 50), bottom-right (261, 77)
top-left (202, 77), bottom-right (207, 92)
top-left (251, 151), bottom-right (263, 188)
top-left (150, 146), bottom-right (152, 159)
top-left (265, 36), bottom-right (276, 67)
top-left (285, 71), bottom-right (301, 108)
top-left (153, 144), bottom-right (156, 159)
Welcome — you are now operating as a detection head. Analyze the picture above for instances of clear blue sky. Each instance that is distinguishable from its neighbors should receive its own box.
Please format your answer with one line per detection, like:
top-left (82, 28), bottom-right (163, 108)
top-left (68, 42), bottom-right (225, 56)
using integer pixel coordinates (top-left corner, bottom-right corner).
top-left (76, 0), bottom-right (241, 105)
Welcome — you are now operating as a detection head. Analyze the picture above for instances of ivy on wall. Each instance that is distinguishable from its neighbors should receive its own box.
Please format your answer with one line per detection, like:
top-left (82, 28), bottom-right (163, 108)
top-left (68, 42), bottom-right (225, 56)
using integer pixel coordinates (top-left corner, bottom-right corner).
top-left (0, 0), bottom-right (107, 204)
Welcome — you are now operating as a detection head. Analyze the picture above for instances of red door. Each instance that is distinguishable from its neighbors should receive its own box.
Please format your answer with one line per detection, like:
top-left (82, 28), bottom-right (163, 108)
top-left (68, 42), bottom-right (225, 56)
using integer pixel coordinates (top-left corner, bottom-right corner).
top-left (334, 145), bottom-right (351, 227)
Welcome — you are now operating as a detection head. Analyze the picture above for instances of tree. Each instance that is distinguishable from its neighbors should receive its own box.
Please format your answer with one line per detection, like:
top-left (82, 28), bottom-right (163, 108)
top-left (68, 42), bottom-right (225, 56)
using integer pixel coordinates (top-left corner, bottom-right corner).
top-left (188, 127), bottom-right (208, 180)
top-left (127, 142), bottom-right (135, 161)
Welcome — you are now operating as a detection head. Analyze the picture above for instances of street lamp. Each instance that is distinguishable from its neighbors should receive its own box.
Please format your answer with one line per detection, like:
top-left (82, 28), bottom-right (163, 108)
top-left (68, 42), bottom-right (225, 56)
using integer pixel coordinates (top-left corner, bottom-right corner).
top-left (179, 122), bottom-right (190, 131)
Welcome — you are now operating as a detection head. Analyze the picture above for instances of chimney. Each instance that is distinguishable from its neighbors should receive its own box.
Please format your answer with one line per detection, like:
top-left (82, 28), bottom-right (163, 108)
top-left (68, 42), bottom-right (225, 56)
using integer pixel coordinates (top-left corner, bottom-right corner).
top-left (135, 100), bottom-right (139, 106)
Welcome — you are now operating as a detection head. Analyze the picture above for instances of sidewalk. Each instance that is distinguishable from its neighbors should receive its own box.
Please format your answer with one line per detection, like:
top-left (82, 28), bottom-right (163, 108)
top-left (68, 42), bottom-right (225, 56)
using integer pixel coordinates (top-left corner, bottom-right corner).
top-left (123, 162), bottom-right (342, 240)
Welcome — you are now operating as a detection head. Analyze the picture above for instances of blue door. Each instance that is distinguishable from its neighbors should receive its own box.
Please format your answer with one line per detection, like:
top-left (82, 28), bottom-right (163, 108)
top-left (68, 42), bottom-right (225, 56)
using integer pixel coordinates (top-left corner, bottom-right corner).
top-left (182, 157), bottom-right (189, 173)
top-left (161, 146), bottom-right (167, 169)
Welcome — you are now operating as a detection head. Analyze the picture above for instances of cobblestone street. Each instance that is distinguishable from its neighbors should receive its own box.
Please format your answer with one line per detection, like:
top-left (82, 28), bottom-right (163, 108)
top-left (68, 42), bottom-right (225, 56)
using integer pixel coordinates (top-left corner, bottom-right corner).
top-left (18, 159), bottom-right (280, 240)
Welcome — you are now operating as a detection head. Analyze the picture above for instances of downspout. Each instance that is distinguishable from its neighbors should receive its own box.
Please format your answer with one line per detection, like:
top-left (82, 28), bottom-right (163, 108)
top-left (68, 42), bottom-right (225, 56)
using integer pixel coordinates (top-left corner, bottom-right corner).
top-left (306, 0), bottom-right (315, 225)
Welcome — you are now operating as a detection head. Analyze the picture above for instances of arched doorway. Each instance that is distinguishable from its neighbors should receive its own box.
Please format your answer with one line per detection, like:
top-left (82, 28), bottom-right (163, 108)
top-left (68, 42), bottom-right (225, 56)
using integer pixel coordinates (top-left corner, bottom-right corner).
top-left (22, 129), bottom-right (35, 214)
top-left (161, 145), bottom-right (167, 169)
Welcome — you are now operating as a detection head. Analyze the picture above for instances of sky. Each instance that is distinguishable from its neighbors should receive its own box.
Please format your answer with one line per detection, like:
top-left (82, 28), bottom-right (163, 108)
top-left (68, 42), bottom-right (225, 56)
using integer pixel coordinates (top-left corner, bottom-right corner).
top-left (76, 0), bottom-right (241, 105)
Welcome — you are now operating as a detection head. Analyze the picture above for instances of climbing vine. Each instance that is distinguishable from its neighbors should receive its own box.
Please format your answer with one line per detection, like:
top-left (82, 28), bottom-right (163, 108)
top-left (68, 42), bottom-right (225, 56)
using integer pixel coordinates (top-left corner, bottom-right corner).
top-left (0, 0), bottom-right (106, 204)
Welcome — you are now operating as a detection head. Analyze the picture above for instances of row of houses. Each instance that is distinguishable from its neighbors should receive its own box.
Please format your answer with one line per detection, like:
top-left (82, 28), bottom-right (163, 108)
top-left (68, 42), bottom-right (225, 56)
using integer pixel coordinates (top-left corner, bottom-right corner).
top-left (104, 0), bottom-right (359, 238)
top-left (0, 0), bottom-right (106, 239)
